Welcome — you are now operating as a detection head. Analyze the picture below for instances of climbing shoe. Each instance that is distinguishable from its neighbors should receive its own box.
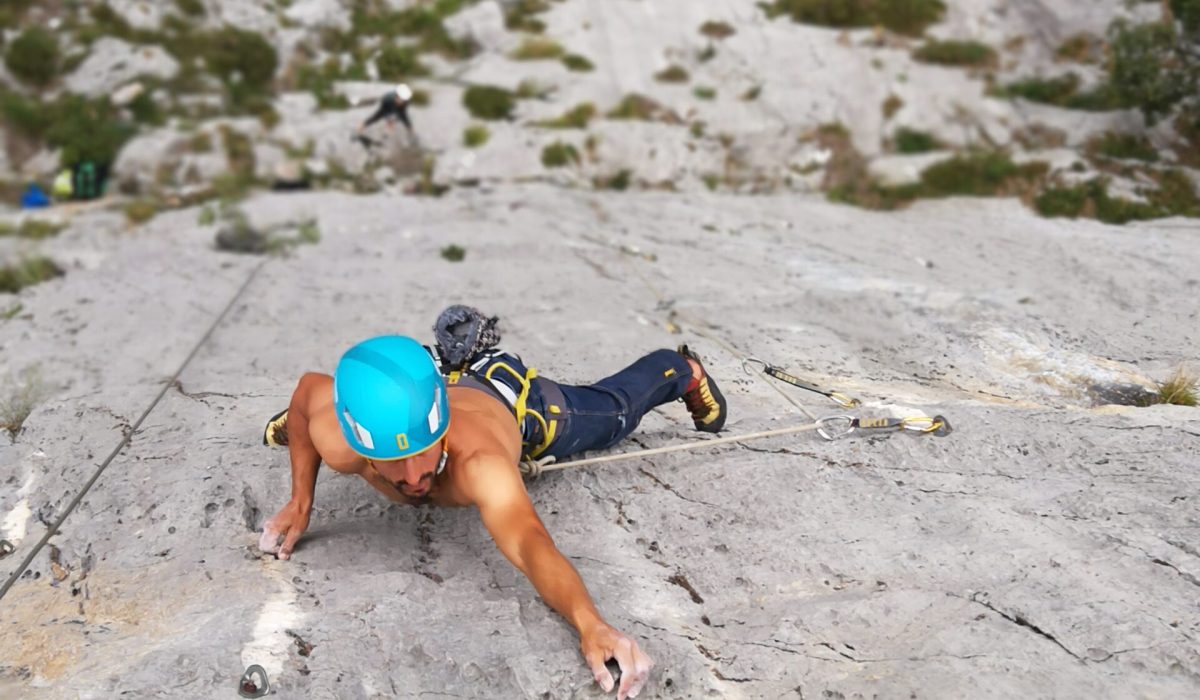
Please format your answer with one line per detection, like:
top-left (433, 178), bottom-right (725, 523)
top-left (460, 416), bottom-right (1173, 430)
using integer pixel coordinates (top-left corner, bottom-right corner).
top-left (678, 345), bottom-right (727, 433)
top-left (262, 408), bottom-right (290, 447)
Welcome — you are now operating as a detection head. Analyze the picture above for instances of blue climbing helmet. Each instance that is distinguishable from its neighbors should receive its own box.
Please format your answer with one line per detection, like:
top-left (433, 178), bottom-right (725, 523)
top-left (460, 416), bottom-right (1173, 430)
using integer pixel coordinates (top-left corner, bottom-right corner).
top-left (333, 335), bottom-right (450, 460)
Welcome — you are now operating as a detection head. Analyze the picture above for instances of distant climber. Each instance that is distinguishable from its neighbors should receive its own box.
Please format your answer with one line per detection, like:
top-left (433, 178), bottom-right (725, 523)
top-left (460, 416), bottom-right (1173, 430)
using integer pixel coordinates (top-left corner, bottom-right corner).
top-left (259, 307), bottom-right (730, 700)
top-left (355, 83), bottom-right (416, 146)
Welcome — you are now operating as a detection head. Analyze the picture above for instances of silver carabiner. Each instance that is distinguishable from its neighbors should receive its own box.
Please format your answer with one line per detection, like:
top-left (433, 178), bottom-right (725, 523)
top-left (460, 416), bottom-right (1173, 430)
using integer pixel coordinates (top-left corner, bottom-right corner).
top-left (741, 357), bottom-right (767, 376)
top-left (816, 415), bottom-right (856, 440)
top-left (238, 665), bottom-right (270, 698)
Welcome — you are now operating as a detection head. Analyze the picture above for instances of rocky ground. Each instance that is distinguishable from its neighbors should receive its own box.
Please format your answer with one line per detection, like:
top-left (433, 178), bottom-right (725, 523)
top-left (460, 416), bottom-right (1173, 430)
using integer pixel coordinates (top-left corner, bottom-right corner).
top-left (1, 186), bottom-right (1198, 698)
top-left (1, 1), bottom-right (1199, 698)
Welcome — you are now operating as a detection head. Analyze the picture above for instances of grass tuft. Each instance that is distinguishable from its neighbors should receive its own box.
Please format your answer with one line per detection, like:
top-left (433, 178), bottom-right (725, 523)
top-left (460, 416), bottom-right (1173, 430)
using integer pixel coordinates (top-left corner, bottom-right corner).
top-left (541, 141), bottom-right (580, 168)
top-left (441, 244), bottom-right (466, 262)
top-left (654, 64), bottom-right (690, 83)
top-left (699, 21), bottom-right (736, 39)
top-left (536, 102), bottom-right (596, 129)
top-left (1156, 368), bottom-right (1198, 407)
top-left (913, 39), bottom-right (995, 67)
top-left (0, 257), bottom-right (63, 294)
top-left (511, 37), bottom-right (565, 60)
top-left (1, 366), bottom-right (47, 440)
top-left (894, 127), bottom-right (939, 154)
top-left (1087, 131), bottom-right (1159, 162)
top-left (561, 53), bottom-right (594, 72)
top-left (0, 219), bottom-right (65, 240)
top-left (463, 124), bottom-right (490, 147)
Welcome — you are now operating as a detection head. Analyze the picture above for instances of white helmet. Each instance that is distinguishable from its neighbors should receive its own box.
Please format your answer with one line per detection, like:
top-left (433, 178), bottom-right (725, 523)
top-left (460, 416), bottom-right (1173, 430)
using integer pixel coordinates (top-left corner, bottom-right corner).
top-left (395, 83), bottom-right (413, 101)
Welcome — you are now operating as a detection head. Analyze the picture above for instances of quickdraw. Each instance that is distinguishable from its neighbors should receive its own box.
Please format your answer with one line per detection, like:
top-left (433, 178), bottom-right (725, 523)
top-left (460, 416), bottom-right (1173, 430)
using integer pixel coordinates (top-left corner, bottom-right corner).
top-left (238, 665), bottom-right (270, 698)
top-left (815, 414), bottom-right (953, 440)
top-left (742, 358), bottom-right (861, 408)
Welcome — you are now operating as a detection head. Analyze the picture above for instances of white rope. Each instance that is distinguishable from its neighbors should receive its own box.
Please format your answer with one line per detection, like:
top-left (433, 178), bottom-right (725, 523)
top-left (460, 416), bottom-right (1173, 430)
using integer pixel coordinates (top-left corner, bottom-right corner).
top-left (519, 421), bottom-right (823, 478)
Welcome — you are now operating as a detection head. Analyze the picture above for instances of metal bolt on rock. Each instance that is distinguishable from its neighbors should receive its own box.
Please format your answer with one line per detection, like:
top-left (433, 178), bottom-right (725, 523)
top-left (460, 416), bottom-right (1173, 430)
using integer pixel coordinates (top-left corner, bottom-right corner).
top-left (238, 665), bottom-right (270, 698)
top-left (0, 540), bottom-right (14, 559)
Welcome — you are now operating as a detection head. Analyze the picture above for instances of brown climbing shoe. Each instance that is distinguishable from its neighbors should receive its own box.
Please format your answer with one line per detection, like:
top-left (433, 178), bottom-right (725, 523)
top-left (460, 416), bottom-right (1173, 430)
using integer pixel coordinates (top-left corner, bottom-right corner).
top-left (262, 409), bottom-right (289, 447)
top-left (678, 345), bottom-right (727, 433)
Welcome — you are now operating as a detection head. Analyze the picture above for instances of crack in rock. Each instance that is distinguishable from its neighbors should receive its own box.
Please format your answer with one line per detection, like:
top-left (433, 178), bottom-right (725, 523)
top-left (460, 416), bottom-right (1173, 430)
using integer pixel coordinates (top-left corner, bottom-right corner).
top-left (667, 572), bottom-right (705, 604)
top-left (964, 593), bottom-right (1083, 661)
top-left (636, 467), bottom-right (723, 509)
top-left (1150, 557), bottom-right (1200, 589)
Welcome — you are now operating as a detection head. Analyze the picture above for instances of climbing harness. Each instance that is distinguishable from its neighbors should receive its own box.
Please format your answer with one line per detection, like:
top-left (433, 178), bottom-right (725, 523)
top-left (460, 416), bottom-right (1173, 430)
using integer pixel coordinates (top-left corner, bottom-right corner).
top-left (0, 539), bottom-right (14, 559)
top-left (519, 412), bottom-right (951, 478)
top-left (0, 261), bottom-right (267, 603)
top-left (237, 665), bottom-right (270, 698)
top-left (742, 358), bottom-right (861, 408)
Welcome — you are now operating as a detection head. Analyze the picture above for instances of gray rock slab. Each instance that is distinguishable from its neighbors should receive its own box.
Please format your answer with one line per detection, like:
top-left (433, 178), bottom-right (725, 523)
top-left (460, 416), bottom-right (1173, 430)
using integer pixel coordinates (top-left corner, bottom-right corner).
top-left (0, 187), bottom-right (1197, 698)
top-left (61, 38), bottom-right (180, 98)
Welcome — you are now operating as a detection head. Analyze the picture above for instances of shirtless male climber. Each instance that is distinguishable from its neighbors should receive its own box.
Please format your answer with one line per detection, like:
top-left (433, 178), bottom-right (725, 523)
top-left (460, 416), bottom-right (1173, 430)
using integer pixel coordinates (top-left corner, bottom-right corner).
top-left (258, 308), bottom-right (727, 699)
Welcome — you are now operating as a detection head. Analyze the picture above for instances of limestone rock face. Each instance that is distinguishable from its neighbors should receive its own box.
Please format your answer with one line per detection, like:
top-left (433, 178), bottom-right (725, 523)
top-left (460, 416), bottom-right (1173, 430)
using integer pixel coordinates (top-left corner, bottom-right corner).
top-left (60, 38), bottom-right (179, 97)
top-left (283, 0), bottom-right (351, 30)
top-left (105, 0), bottom-right (167, 31)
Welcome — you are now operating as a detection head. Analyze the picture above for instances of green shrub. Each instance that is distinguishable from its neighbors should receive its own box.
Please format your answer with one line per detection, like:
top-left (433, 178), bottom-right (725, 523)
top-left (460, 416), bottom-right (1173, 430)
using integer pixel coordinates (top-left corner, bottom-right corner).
top-left (536, 102), bottom-right (596, 129)
top-left (1033, 177), bottom-right (1190, 224)
top-left (655, 64), bottom-right (690, 83)
top-left (377, 45), bottom-right (429, 80)
top-left (5, 28), bottom-right (59, 88)
top-left (919, 152), bottom-right (1045, 197)
top-left (693, 86), bottom-right (717, 100)
top-left (124, 199), bottom-right (161, 224)
top-left (764, 0), bottom-right (946, 37)
top-left (541, 141), bottom-right (579, 167)
top-left (1173, 0), bottom-right (1200, 36)
top-left (174, 0), bottom-right (206, 16)
top-left (511, 37), bottom-right (564, 60)
top-left (993, 73), bottom-right (1125, 112)
top-left (463, 85), bottom-right (515, 120)
top-left (352, 5), bottom-right (474, 58)
top-left (595, 169), bottom-right (632, 190)
top-left (894, 127), bottom-right (938, 153)
top-left (43, 94), bottom-right (137, 166)
top-left (1088, 132), bottom-right (1159, 162)
top-left (1108, 19), bottom-right (1196, 125)
top-left (1055, 32), bottom-right (1097, 63)
top-left (0, 219), bottom-right (65, 240)
top-left (1034, 183), bottom-right (1092, 218)
top-left (742, 85), bottom-right (763, 101)
top-left (505, 0), bottom-right (551, 33)
top-left (607, 93), bottom-right (675, 121)
top-left (203, 27), bottom-right (278, 90)
top-left (441, 244), bottom-right (466, 261)
top-left (881, 94), bottom-right (903, 118)
top-left (463, 124), bottom-right (490, 147)
top-left (913, 39), bottom-right (995, 67)
top-left (562, 53), bottom-right (595, 72)
top-left (699, 21), bottom-right (736, 39)
top-left (0, 257), bottom-right (62, 294)
top-left (296, 59), bottom-right (353, 110)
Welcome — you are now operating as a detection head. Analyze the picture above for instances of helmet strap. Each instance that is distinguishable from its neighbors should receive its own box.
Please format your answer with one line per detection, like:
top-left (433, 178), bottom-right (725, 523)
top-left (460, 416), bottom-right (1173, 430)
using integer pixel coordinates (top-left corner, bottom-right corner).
top-left (435, 436), bottom-right (449, 475)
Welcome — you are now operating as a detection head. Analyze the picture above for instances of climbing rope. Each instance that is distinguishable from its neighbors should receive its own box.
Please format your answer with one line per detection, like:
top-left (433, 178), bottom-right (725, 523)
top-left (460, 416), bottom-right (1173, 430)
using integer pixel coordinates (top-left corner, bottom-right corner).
top-left (0, 261), bottom-right (266, 603)
top-left (519, 412), bottom-right (951, 478)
